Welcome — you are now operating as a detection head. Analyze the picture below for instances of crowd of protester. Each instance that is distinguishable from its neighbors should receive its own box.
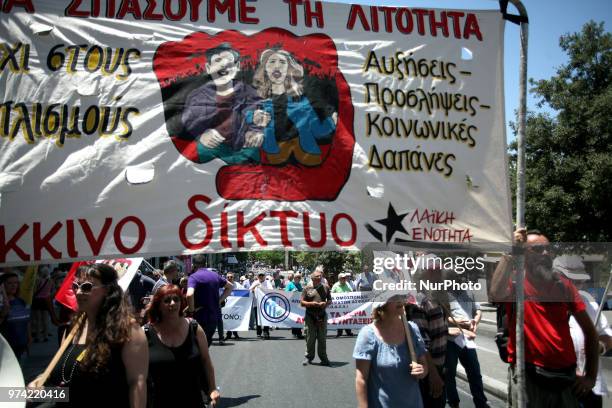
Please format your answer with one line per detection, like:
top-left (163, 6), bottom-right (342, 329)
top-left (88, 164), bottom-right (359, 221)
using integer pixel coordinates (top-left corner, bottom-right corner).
top-left (0, 233), bottom-right (610, 407)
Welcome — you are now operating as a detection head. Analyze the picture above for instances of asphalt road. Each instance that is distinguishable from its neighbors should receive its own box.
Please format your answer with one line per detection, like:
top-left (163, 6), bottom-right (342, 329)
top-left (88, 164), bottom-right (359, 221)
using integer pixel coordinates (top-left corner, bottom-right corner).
top-left (20, 315), bottom-right (612, 407)
top-left (208, 328), bottom-right (507, 408)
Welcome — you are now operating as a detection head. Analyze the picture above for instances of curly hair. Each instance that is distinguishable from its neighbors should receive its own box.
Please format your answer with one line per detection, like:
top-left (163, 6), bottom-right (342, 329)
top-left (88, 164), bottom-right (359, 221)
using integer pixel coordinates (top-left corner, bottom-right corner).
top-left (73, 263), bottom-right (134, 374)
top-left (252, 48), bottom-right (304, 99)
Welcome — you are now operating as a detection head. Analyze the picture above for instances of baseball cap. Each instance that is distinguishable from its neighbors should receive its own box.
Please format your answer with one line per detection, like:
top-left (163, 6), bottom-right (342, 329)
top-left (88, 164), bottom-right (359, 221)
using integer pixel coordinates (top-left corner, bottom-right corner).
top-left (553, 255), bottom-right (589, 281)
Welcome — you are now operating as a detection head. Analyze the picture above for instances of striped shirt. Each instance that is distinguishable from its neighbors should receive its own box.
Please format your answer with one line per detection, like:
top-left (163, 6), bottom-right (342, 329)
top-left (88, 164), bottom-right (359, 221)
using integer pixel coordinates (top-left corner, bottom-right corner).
top-left (409, 293), bottom-right (448, 367)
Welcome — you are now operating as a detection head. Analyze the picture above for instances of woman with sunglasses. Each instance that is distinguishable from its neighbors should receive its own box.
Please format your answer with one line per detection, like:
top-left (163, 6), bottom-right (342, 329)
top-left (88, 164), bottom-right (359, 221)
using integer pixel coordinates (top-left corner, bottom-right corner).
top-left (144, 284), bottom-right (220, 407)
top-left (29, 263), bottom-right (148, 408)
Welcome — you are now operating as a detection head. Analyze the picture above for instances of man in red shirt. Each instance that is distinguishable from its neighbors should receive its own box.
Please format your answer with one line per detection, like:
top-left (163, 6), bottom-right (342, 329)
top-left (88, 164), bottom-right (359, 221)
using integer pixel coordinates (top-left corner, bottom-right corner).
top-left (489, 229), bottom-right (598, 407)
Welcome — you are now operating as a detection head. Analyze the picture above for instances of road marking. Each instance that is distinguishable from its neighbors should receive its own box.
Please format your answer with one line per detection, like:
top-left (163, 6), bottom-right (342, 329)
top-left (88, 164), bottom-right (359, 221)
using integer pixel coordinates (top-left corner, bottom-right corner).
top-left (477, 344), bottom-right (498, 354)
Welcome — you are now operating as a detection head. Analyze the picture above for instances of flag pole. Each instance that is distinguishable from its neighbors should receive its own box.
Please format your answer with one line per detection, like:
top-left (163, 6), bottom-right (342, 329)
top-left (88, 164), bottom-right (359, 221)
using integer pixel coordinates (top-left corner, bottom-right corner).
top-left (508, 1), bottom-right (529, 406)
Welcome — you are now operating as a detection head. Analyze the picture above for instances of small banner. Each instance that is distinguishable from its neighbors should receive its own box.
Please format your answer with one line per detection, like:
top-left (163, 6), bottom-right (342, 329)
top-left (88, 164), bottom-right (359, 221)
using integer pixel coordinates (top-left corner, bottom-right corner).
top-left (54, 257), bottom-right (142, 310)
top-left (221, 289), bottom-right (252, 332)
top-left (256, 288), bottom-right (382, 329)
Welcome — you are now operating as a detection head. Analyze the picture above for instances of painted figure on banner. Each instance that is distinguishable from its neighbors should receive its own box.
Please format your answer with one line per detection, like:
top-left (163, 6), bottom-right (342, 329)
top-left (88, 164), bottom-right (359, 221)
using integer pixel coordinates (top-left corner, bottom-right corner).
top-left (155, 28), bottom-right (355, 201)
top-left (181, 43), bottom-right (268, 164)
top-left (251, 48), bottom-right (337, 166)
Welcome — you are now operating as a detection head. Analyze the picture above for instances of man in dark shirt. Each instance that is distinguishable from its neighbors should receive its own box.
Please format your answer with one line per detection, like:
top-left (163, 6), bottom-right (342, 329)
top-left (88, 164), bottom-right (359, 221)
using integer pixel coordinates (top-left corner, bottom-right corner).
top-left (186, 254), bottom-right (233, 347)
top-left (409, 259), bottom-right (448, 408)
top-left (127, 271), bottom-right (156, 323)
top-left (301, 270), bottom-right (332, 366)
top-left (152, 260), bottom-right (179, 295)
top-left (181, 43), bottom-right (269, 164)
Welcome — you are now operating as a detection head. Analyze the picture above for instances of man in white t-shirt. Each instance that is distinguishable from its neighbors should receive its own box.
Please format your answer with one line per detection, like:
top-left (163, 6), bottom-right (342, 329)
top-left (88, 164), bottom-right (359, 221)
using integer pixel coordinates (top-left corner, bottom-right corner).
top-left (446, 284), bottom-right (488, 408)
top-left (249, 272), bottom-right (273, 339)
top-left (555, 255), bottom-right (612, 408)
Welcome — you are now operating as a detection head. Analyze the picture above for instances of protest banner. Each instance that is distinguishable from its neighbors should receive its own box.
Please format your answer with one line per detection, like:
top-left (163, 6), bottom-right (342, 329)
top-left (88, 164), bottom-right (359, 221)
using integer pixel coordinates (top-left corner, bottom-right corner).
top-left (256, 288), bottom-right (381, 329)
top-left (18, 265), bottom-right (38, 305)
top-left (221, 289), bottom-right (251, 331)
top-left (0, 1), bottom-right (511, 265)
top-left (54, 257), bottom-right (142, 310)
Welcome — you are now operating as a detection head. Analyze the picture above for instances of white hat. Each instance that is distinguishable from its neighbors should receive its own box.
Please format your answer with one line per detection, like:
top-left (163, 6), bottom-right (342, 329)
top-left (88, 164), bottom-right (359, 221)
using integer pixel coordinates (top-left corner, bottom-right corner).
top-left (553, 255), bottom-right (589, 281)
top-left (338, 273), bottom-right (347, 278)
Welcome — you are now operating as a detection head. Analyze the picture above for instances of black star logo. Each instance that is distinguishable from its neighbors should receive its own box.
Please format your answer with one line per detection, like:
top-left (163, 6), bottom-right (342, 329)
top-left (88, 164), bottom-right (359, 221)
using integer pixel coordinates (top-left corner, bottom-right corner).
top-left (374, 203), bottom-right (409, 243)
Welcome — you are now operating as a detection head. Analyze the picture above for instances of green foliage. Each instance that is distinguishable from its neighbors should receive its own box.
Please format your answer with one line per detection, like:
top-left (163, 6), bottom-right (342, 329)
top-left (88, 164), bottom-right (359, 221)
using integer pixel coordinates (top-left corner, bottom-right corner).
top-left (509, 21), bottom-right (611, 241)
top-left (248, 251), bottom-right (362, 280)
top-left (248, 251), bottom-right (285, 268)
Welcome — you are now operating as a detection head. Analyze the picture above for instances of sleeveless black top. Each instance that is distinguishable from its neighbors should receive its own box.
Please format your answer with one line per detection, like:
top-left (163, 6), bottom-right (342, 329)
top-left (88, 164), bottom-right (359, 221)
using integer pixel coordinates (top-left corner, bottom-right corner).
top-left (145, 320), bottom-right (204, 408)
top-left (48, 343), bottom-right (129, 408)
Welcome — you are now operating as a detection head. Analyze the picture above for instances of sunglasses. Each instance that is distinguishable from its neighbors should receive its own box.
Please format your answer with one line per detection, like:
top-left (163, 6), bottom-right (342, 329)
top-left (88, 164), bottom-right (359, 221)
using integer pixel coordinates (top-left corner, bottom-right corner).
top-left (529, 245), bottom-right (550, 254)
top-left (72, 281), bottom-right (106, 293)
top-left (163, 296), bottom-right (181, 305)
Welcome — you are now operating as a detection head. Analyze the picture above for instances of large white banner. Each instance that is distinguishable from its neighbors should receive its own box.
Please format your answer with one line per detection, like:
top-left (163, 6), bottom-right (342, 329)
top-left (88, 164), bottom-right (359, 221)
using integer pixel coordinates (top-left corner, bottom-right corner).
top-left (0, 1), bottom-right (511, 265)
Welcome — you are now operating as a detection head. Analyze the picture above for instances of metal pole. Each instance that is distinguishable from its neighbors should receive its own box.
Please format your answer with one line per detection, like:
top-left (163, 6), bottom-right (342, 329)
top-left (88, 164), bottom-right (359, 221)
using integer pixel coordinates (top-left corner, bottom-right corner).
top-left (285, 250), bottom-right (289, 270)
top-left (595, 267), bottom-right (612, 327)
top-left (508, 1), bottom-right (529, 406)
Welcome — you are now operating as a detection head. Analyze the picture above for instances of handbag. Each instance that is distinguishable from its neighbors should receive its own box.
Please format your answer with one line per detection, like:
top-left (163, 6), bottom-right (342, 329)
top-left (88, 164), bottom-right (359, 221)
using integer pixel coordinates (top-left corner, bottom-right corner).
top-left (188, 319), bottom-right (212, 402)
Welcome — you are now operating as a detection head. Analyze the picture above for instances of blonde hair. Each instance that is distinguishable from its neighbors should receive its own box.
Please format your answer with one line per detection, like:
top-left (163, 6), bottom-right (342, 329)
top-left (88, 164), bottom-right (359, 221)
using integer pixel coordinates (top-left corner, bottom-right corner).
top-left (252, 48), bottom-right (304, 99)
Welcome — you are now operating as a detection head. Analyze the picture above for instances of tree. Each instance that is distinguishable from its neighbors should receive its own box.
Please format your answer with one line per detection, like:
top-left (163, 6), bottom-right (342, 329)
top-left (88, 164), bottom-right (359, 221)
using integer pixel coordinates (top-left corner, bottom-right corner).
top-left (248, 250), bottom-right (362, 281)
top-left (510, 21), bottom-right (611, 241)
top-left (248, 251), bottom-right (285, 268)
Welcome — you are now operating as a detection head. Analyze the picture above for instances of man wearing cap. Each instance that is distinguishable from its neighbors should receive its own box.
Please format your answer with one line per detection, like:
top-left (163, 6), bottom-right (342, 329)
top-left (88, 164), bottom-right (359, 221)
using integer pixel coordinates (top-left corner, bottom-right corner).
top-left (301, 270), bottom-right (332, 366)
top-left (490, 229), bottom-right (599, 407)
top-left (331, 273), bottom-right (354, 337)
top-left (250, 272), bottom-right (273, 339)
top-left (555, 255), bottom-right (612, 408)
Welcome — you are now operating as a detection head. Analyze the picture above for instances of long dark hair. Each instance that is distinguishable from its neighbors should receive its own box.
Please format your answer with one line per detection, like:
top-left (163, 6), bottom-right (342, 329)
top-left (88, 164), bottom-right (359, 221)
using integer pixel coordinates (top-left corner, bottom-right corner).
top-left (74, 263), bottom-right (133, 374)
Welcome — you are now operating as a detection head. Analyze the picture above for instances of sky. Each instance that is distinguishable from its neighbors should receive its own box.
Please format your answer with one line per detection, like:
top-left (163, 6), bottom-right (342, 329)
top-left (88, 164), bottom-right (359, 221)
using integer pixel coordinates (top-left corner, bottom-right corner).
top-left (332, 0), bottom-right (612, 139)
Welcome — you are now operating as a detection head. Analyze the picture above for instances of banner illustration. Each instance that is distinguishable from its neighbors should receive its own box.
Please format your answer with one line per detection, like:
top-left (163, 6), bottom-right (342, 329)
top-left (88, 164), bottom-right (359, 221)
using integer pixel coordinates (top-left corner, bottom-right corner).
top-left (0, 2), bottom-right (511, 265)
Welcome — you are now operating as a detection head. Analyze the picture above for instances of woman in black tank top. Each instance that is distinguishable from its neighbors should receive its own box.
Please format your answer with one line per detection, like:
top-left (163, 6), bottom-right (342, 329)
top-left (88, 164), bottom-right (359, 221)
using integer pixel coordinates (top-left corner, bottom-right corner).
top-left (144, 284), bottom-right (220, 407)
top-left (29, 264), bottom-right (148, 408)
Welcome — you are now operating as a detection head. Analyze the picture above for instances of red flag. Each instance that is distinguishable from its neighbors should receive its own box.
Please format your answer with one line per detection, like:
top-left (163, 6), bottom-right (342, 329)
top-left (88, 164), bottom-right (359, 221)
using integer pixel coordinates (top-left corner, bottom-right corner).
top-left (54, 261), bottom-right (91, 311)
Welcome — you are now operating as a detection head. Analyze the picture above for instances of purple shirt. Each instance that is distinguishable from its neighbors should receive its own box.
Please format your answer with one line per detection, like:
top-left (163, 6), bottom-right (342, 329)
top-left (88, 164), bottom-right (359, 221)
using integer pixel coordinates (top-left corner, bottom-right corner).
top-left (188, 268), bottom-right (227, 325)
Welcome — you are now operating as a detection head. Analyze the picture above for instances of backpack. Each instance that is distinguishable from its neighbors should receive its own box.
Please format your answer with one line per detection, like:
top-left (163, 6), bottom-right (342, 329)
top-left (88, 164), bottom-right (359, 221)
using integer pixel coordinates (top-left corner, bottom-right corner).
top-left (494, 303), bottom-right (512, 363)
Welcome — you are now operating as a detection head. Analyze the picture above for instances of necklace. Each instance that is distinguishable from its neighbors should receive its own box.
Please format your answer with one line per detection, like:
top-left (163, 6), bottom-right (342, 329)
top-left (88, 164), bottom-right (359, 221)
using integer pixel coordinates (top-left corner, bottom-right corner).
top-left (60, 344), bottom-right (79, 386)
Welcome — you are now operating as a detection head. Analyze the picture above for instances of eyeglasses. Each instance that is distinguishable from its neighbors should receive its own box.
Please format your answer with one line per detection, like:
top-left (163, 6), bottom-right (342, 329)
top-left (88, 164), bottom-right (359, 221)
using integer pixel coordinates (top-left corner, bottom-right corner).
top-left (72, 281), bottom-right (106, 293)
top-left (163, 296), bottom-right (181, 305)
